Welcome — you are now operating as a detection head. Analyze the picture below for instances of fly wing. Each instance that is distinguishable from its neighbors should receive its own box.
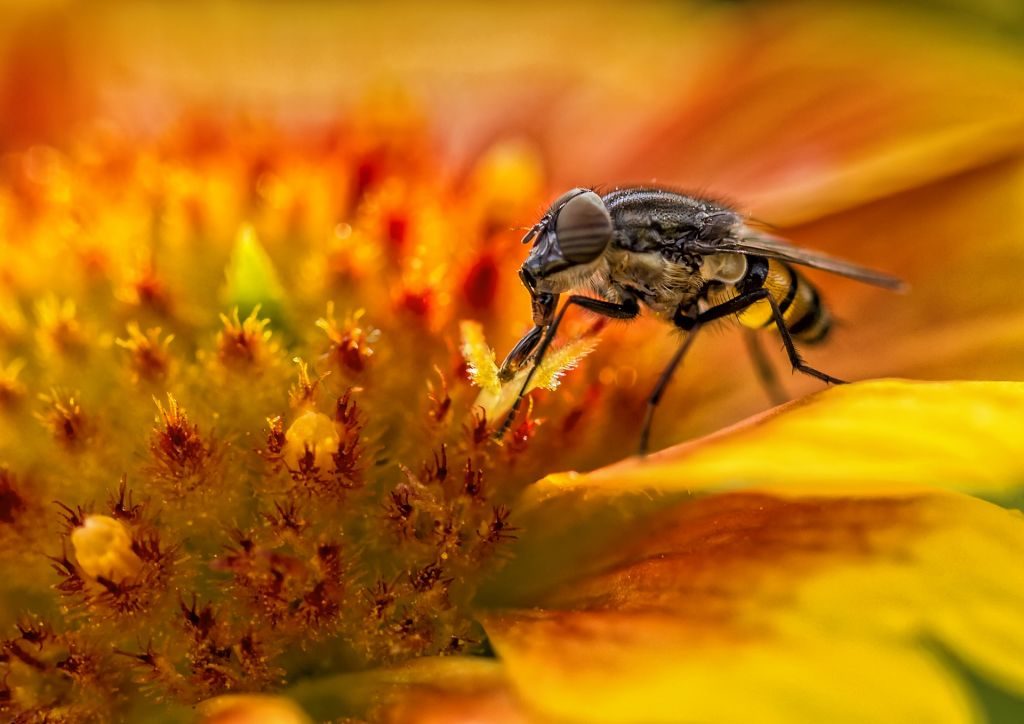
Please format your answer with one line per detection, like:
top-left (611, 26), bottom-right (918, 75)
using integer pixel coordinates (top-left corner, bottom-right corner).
top-left (690, 227), bottom-right (907, 291)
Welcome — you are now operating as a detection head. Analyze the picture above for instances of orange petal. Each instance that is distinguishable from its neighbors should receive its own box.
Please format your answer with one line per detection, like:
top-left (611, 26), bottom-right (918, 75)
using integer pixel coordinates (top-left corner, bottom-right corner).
top-left (481, 492), bottom-right (1024, 723)
top-left (285, 657), bottom-right (530, 724)
top-left (482, 379), bottom-right (1024, 606)
top-left (197, 694), bottom-right (312, 724)
top-left (568, 4), bottom-right (1024, 225)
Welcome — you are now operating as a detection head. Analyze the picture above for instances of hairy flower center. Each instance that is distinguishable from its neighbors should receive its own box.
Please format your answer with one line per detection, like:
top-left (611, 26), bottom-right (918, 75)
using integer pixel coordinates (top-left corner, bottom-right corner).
top-left (0, 111), bottom-right (626, 720)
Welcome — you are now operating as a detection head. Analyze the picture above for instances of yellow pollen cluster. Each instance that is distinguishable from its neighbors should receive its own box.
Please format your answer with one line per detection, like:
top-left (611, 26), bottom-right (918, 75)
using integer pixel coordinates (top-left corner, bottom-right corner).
top-left (70, 515), bottom-right (143, 581)
top-left (283, 411), bottom-right (340, 472)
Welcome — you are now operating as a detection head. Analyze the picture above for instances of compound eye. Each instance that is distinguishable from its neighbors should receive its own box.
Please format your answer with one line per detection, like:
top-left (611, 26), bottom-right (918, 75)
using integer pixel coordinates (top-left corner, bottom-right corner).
top-left (555, 190), bottom-right (612, 264)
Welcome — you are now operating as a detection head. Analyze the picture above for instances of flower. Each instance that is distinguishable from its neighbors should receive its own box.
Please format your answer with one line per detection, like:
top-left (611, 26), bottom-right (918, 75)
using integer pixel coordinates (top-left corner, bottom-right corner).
top-left (0, 2), bottom-right (1023, 723)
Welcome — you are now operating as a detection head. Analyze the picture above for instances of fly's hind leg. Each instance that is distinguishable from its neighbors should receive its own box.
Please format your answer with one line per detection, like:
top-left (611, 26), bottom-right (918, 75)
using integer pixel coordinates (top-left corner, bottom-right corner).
top-left (761, 294), bottom-right (845, 386)
top-left (638, 291), bottom-right (843, 456)
top-left (743, 329), bottom-right (787, 405)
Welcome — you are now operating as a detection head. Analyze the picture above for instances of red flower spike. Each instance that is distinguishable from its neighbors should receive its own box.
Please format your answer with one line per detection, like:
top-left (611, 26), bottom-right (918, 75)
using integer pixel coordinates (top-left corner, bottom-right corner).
top-left (107, 476), bottom-right (143, 522)
top-left (479, 505), bottom-right (518, 547)
top-left (115, 323), bottom-right (173, 383)
top-left (54, 500), bottom-right (87, 533)
top-left (386, 212), bottom-right (409, 252)
top-left (384, 486), bottom-right (416, 540)
top-left (316, 304), bottom-right (377, 375)
top-left (364, 580), bottom-right (397, 622)
top-left (465, 407), bottom-right (490, 449)
top-left (289, 358), bottom-right (330, 410)
top-left (262, 416), bottom-right (286, 461)
top-left (36, 389), bottom-right (88, 449)
top-left (422, 444), bottom-right (449, 485)
top-left (426, 367), bottom-right (452, 424)
top-left (409, 561), bottom-right (445, 593)
top-left (334, 388), bottom-right (362, 429)
top-left (216, 307), bottom-right (277, 369)
top-left (262, 501), bottom-right (308, 536)
top-left (151, 394), bottom-right (213, 493)
top-left (462, 459), bottom-right (486, 502)
top-left (396, 288), bottom-right (434, 320)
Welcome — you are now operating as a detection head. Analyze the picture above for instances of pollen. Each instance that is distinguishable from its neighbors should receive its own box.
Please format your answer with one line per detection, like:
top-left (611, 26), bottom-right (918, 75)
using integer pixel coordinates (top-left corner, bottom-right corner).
top-left (532, 336), bottom-right (600, 391)
top-left (70, 515), bottom-right (144, 581)
top-left (460, 321), bottom-right (599, 421)
top-left (283, 410), bottom-right (340, 473)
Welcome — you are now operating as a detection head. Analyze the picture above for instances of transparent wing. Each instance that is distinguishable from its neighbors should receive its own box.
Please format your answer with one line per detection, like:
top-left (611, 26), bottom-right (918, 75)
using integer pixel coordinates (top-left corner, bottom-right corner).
top-left (690, 227), bottom-right (906, 291)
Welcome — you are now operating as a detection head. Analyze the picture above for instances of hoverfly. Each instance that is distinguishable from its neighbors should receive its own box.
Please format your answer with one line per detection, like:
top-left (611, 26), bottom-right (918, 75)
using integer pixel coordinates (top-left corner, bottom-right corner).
top-left (496, 187), bottom-right (904, 454)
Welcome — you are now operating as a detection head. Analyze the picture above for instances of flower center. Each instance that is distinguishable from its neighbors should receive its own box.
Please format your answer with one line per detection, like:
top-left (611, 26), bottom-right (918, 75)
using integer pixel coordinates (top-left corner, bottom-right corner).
top-left (0, 112), bottom-right (621, 719)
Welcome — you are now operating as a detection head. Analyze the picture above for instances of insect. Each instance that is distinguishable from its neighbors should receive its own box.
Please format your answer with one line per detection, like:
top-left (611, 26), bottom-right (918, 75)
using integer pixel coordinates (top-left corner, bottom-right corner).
top-left (495, 187), bottom-right (904, 454)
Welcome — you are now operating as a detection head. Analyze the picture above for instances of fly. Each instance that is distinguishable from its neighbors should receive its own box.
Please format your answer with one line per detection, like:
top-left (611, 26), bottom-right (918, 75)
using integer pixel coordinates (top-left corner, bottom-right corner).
top-left (495, 187), bottom-right (905, 454)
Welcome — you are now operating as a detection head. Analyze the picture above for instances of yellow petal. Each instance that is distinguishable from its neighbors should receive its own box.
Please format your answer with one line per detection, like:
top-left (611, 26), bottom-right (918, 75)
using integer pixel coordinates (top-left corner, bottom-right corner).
top-left (480, 492), bottom-right (1024, 724)
top-left (530, 380), bottom-right (1024, 503)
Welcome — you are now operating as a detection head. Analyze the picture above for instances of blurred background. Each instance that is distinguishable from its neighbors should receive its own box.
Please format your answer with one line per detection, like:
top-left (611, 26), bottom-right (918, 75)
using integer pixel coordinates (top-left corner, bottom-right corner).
top-left (2, 0), bottom-right (1023, 452)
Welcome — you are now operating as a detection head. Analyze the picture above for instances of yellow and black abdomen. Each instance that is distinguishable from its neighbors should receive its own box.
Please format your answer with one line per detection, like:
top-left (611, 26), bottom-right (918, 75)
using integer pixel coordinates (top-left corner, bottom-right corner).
top-left (735, 256), bottom-right (831, 344)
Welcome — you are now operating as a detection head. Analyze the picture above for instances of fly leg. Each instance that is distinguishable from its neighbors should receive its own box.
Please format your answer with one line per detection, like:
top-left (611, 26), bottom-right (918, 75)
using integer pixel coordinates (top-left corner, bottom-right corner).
top-left (699, 289), bottom-right (843, 385)
top-left (743, 329), bottom-right (787, 405)
top-left (638, 304), bottom-right (700, 456)
top-left (495, 294), bottom-right (639, 440)
top-left (638, 290), bottom-right (842, 455)
top-left (759, 293), bottom-right (845, 385)
top-left (497, 325), bottom-right (545, 383)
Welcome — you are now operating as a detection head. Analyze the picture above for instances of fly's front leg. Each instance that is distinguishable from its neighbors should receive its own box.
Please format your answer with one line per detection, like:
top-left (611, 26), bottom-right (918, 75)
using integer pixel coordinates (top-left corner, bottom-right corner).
top-left (497, 291), bottom-right (558, 383)
top-left (497, 326), bottom-right (544, 383)
top-left (495, 294), bottom-right (640, 440)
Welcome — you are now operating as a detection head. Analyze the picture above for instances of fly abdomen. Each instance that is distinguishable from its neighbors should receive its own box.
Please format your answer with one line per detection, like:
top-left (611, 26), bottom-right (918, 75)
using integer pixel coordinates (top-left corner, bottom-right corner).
top-left (735, 256), bottom-right (831, 344)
